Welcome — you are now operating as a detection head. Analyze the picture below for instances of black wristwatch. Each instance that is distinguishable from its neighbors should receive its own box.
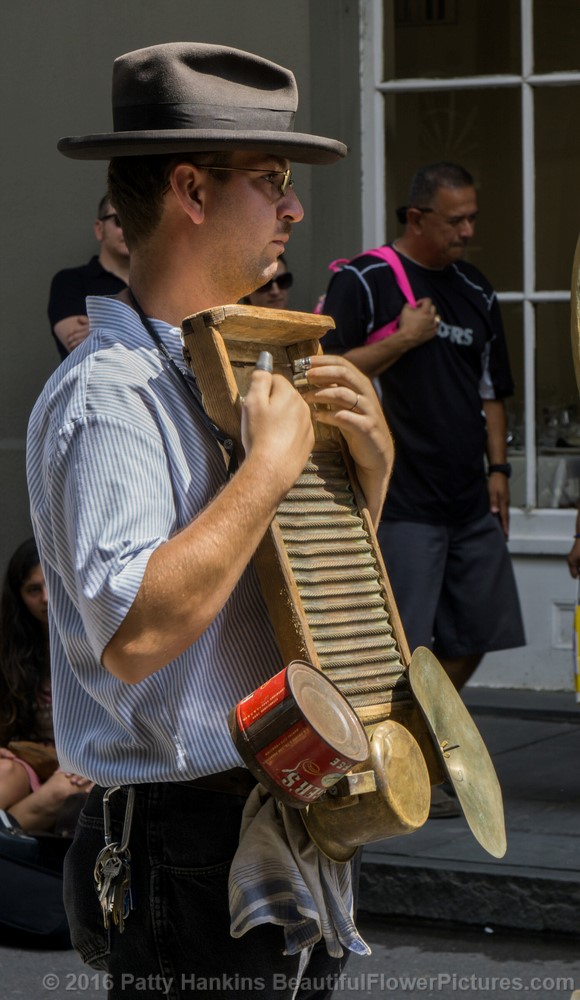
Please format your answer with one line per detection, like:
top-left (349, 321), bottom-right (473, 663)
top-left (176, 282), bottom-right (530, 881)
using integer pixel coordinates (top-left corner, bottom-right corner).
top-left (487, 463), bottom-right (512, 478)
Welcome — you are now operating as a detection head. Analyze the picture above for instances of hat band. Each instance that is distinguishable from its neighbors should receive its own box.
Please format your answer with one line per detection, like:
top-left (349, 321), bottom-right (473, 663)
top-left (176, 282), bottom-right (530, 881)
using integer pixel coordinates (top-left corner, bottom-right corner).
top-left (113, 102), bottom-right (296, 133)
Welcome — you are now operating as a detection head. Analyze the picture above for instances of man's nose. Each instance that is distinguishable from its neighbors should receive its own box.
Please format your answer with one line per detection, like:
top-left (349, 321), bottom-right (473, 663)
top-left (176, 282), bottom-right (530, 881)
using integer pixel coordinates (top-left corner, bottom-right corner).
top-left (458, 218), bottom-right (475, 239)
top-left (279, 189), bottom-right (304, 223)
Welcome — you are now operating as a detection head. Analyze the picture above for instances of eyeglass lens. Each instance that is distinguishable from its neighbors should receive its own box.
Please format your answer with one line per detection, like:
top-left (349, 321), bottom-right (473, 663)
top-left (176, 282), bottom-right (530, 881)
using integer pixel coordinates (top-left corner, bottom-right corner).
top-left (259, 272), bottom-right (293, 292)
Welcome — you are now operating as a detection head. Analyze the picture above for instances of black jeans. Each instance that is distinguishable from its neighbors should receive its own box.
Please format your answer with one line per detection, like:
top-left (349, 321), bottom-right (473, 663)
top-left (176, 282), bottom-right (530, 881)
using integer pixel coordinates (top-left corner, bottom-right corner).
top-left (64, 782), bottom-right (351, 998)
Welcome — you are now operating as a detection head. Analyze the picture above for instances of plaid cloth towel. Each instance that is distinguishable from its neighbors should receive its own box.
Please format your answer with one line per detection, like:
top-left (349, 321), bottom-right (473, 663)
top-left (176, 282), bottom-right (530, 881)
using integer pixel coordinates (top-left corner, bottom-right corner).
top-left (228, 784), bottom-right (370, 965)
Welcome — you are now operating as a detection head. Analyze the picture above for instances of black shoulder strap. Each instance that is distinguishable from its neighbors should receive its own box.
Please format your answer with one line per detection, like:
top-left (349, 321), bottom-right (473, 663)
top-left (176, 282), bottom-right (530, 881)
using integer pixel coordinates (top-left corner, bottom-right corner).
top-left (127, 290), bottom-right (238, 474)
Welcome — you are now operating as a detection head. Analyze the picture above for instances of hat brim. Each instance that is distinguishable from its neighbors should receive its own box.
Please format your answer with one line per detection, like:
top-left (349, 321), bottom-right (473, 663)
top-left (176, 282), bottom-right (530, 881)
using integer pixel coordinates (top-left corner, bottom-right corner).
top-left (57, 129), bottom-right (347, 165)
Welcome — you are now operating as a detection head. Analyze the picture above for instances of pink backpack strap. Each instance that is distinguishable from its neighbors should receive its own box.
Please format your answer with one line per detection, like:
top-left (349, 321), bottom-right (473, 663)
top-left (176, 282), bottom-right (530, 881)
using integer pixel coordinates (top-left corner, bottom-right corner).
top-left (321, 247), bottom-right (417, 339)
top-left (328, 257), bottom-right (351, 273)
top-left (364, 246), bottom-right (416, 307)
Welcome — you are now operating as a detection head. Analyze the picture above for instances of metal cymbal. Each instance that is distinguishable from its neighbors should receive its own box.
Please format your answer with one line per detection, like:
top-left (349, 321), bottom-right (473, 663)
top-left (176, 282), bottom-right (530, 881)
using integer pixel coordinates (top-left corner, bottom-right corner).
top-left (302, 718), bottom-right (431, 863)
top-left (408, 646), bottom-right (507, 859)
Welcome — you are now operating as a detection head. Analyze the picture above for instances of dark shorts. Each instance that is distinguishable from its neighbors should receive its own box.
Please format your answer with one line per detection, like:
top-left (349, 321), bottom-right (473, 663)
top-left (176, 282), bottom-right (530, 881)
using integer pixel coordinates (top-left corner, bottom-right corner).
top-left (378, 512), bottom-right (526, 659)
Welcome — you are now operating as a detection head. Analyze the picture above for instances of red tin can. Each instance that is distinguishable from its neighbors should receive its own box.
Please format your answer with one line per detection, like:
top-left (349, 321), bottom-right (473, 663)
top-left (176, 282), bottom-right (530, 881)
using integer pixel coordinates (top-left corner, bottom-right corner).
top-left (229, 660), bottom-right (369, 808)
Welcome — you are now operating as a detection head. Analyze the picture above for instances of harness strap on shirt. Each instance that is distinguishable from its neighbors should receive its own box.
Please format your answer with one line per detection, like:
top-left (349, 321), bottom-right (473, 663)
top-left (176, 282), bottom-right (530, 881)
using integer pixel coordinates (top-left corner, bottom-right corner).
top-left (127, 289), bottom-right (238, 475)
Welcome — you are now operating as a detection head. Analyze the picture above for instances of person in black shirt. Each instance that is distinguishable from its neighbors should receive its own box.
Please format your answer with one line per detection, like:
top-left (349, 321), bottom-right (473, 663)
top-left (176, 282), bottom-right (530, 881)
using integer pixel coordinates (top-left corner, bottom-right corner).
top-left (48, 195), bottom-right (129, 360)
top-left (323, 162), bottom-right (525, 694)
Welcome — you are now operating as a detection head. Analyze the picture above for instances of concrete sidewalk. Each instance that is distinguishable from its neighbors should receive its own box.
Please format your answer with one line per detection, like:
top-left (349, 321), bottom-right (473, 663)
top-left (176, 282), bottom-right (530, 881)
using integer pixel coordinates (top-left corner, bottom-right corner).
top-left (358, 688), bottom-right (580, 936)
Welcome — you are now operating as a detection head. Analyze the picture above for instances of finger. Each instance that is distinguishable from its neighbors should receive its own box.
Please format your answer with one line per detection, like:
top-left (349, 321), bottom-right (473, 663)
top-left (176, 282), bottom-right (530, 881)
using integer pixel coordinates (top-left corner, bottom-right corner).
top-left (426, 301), bottom-right (440, 322)
top-left (314, 386), bottom-right (364, 414)
top-left (306, 355), bottom-right (362, 388)
top-left (69, 774), bottom-right (89, 786)
top-left (255, 350), bottom-right (273, 373)
top-left (334, 388), bottom-right (362, 413)
top-left (245, 354), bottom-right (274, 402)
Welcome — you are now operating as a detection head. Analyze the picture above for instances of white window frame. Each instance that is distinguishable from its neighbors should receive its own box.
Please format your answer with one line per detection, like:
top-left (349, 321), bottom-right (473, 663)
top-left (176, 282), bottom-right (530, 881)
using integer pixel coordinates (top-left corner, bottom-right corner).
top-left (359, 0), bottom-right (580, 554)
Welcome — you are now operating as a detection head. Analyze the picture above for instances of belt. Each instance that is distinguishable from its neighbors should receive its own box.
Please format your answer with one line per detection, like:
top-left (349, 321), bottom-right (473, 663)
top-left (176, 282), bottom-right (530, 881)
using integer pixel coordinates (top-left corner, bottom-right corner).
top-left (186, 767), bottom-right (257, 798)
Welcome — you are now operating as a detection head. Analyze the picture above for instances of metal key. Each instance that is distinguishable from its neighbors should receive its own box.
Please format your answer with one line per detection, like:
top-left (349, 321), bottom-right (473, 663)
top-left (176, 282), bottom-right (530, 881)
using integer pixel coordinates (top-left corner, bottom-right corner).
top-left (94, 844), bottom-right (120, 907)
top-left (94, 845), bottom-right (121, 884)
top-left (104, 850), bottom-right (132, 929)
top-left (108, 853), bottom-right (133, 932)
top-left (93, 787), bottom-right (136, 932)
top-left (97, 854), bottom-right (123, 906)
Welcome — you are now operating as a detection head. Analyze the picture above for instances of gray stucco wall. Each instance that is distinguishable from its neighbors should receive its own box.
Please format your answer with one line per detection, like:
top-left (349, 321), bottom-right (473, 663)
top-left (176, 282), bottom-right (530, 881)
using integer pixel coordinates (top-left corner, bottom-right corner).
top-left (0, 0), bottom-right (362, 576)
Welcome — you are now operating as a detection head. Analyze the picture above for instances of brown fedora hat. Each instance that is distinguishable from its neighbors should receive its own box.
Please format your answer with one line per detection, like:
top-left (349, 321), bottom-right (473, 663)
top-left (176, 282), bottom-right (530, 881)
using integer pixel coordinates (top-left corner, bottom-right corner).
top-left (58, 42), bottom-right (347, 165)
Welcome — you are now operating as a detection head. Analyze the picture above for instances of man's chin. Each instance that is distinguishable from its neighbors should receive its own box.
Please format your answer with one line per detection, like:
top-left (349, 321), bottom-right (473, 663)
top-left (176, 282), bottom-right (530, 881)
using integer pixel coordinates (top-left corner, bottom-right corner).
top-left (446, 245), bottom-right (467, 263)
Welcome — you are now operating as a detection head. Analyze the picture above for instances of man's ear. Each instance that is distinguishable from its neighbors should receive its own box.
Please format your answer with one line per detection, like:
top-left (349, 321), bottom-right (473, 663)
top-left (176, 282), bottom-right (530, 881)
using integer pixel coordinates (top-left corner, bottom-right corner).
top-left (406, 207), bottom-right (424, 235)
top-left (94, 219), bottom-right (105, 244)
top-left (169, 163), bottom-right (207, 224)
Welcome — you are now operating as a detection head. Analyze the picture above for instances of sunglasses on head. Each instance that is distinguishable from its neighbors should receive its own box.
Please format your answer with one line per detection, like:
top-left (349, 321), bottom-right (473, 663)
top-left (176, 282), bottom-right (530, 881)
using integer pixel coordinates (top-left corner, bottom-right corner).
top-left (257, 272), bottom-right (293, 293)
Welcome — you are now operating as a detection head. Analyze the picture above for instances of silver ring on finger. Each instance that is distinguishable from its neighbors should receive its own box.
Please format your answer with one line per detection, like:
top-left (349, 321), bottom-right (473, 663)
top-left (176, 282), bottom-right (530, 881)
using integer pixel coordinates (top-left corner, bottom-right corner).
top-left (348, 392), bottom-right (360, 412)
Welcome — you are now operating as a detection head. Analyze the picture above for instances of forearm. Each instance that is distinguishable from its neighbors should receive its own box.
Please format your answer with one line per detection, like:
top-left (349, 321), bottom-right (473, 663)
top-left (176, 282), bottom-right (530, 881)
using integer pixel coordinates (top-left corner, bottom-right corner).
top-left (102, 451), bottom-right (290, 683)
top-left (355, 445), bottom-right (393, 528)
top-left (483, 398), bottom-right (511, 535)
top-left (53, 316), bottom-right (90, 352)
top-left (483, 398), bottom-right (508, 464)
top-left (341, 301), bottom-right (439, 378)
top-left (344, 328), bottom-right (415, 378)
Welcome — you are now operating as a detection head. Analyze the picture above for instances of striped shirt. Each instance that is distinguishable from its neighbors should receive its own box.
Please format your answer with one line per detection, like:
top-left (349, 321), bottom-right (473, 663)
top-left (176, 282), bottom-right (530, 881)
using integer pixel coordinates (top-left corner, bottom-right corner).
top-left (26, 297), bottom-right (282, 785)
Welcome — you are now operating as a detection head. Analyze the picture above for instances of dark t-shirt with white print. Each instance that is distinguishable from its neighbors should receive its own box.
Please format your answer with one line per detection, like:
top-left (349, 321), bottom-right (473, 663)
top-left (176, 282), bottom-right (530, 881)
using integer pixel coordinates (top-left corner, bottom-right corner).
top-left (322, 246), bottom-right (514, 525)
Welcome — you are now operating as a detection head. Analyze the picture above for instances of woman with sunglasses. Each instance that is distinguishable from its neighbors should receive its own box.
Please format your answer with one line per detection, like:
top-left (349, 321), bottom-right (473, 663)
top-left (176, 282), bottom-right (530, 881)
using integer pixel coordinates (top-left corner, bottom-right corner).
top-left (243, 253), bottom-right (293, 310)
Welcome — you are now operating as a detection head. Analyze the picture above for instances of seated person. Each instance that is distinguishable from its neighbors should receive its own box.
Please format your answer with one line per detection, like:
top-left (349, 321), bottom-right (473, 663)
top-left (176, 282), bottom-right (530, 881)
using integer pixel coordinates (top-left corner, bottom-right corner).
top-left (47, 194), bottom-right (129, 360)
top-left (0, 538), bottom-right (92, 834)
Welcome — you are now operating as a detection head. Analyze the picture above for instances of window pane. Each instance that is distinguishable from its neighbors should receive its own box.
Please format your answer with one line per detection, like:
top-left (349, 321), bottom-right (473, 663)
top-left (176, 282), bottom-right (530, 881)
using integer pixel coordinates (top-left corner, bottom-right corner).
top-left (534, 0), bottom-right (580, 74)
top-left (384, 89), bottom-right (522, 288)
top-left (535, 87), bottom-right (580, 290)
top-left (536, 302), bottom-right (580, 508)
top-left (383, 0), bottom-right (521, 80)
top-left (503, 304), bottom-right (526, 508)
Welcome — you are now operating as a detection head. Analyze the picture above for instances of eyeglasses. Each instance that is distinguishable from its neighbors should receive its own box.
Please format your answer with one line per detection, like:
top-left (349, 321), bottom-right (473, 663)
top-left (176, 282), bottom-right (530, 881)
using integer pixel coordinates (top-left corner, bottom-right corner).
top-left (197, 165), bottom-right (293, 198)
top-left (99, 212), bottom-right (122, 227)
top-left (412, 207), bottom-right (479, 228)
top-left (256, 272), bottom-right (293, 293)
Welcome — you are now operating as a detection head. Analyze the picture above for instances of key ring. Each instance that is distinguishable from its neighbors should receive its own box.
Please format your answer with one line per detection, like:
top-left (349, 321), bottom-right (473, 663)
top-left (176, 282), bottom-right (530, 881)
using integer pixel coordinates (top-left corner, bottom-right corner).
top-left (103, 785), bottom-right (136, 851)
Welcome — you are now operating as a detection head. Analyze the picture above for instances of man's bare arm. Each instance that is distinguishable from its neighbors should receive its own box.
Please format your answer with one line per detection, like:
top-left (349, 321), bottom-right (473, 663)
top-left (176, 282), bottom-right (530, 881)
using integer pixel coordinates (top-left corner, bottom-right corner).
top-left (343, 299), bottom-right (439, 378)
top-left (53, 315), bottom-right (91, 353)
top-left (483, 397), bottom-right (510, 537)
top-left (102, 370), bottom-right (314, 684)
top-left (102, 356), bottom-right (393, 684)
